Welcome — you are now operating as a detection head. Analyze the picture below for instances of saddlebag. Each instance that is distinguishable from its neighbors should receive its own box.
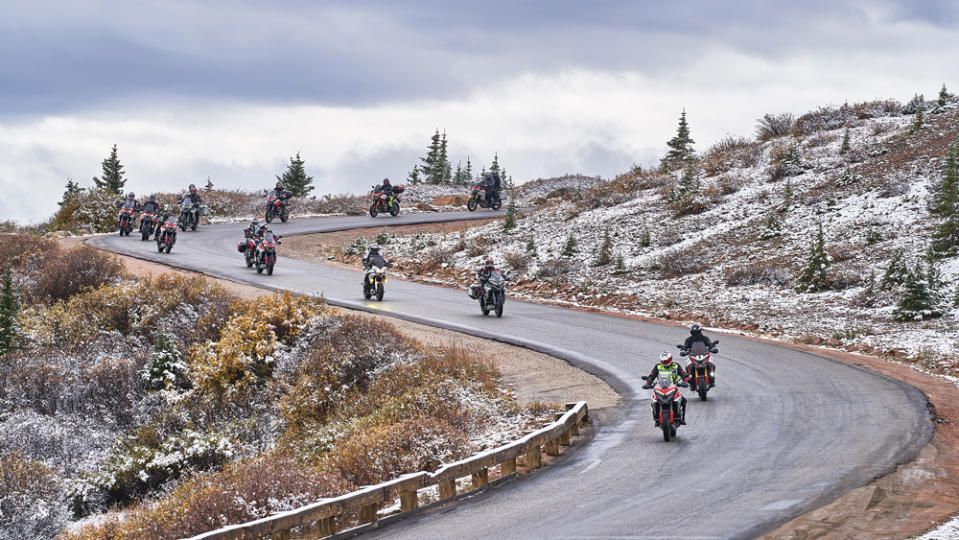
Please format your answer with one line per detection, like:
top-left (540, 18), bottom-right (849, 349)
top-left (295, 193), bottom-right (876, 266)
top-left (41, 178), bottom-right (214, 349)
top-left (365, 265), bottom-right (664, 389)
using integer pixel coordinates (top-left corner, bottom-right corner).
top-left (468, 284), bottom-right (482, 299)
top-left (237, 241), bottom-right (247, 253)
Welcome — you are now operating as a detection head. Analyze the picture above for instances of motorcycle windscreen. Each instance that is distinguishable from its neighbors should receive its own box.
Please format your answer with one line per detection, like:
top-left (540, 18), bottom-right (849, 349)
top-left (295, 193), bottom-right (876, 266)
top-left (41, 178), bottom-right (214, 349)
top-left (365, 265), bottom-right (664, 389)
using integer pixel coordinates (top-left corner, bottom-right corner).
top-left (488, 269), bottom-right (504, 285)
top-left (689, 342), bottom-right (709, 356)
top-left (370, 254), bottom-right (389, 268)
top-left (263, 231), bottom-right (276, 243)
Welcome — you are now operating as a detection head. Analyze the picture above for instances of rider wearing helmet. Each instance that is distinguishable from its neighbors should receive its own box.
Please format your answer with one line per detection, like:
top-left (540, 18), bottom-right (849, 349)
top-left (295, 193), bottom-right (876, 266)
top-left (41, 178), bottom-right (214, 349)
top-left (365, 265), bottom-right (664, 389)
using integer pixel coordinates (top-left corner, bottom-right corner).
top-left (477, 255), bottom-right (497, 281)
top-left (118, 192), bottom-right (139, 210)
top-left (373, 178), bottom-right (394, 196)
top-left (271, 181), bottom-right (291, 202)
top-left (184, 184), bottom-right (202, 205)
top-left (140, 194), bottom-right (161, 214)
top-left (363, 242), bottom-right (382, 269)
top-left (683, 323), bottom-right (718, 387)
top-left (482, 171), bottom-right (503, 204)
top-left (645, 351), bottom-right (689, 426)
top-left (243, 217), bottom-right (260, 239)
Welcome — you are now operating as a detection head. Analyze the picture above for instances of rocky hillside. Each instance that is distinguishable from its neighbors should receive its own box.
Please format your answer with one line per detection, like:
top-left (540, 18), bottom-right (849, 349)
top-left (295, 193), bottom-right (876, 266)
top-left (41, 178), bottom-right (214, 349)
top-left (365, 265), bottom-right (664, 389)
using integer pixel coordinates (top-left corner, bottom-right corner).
top-left (328, 94), bottom-right (959, 375)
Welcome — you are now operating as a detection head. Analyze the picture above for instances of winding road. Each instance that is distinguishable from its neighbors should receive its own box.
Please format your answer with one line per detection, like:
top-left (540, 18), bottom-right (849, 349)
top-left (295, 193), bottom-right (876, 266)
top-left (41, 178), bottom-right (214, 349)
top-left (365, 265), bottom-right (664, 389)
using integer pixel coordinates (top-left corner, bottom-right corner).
top-left (91, 211), bottom-right (932, 539)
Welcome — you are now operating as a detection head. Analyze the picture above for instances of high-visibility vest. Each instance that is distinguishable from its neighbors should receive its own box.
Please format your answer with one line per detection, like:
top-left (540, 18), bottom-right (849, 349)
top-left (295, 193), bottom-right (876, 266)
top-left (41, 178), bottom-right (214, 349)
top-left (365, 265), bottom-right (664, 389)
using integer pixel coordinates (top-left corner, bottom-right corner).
top-left (655, 363), bottom-right (681, 384)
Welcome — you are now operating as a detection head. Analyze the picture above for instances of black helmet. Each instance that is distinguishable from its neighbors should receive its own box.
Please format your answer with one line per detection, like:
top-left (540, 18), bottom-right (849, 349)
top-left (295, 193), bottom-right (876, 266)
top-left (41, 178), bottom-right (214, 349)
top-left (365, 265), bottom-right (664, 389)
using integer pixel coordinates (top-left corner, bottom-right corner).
top-left (189, 184), bottom-right (197, 192)
top-left (148, 195), bottom-right (156, 203)
top-left (275, 181), bottom-right (283, 190)
top-left (383, 178), bottom-right (391, 186)
top-left (369, 242), bottom-right (380, 253)
top-left (691, 324), bottom-right (702, 335)
top-left (127, 192), bottom-right (135, 198)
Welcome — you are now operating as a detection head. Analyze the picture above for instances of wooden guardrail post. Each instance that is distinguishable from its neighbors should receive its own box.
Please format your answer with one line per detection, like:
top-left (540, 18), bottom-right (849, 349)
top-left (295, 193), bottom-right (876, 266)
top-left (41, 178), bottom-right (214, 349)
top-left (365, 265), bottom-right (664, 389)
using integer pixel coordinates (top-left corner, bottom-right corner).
top-left (545, 439), bottom-right (560, 457)
top-left (525, 444), bottom-right (542, 469)
top-left (318, 516), bottom-right (336, 537)
top-left (501, 457), bottom-right (517, 476)
top-left (472, 467), bottom-right (489, 489)
top-left (555, 413), bottom-right (572, 446)
top-left (400, 490), bottom-right (419, 512)
top-left (359, 503), bottom-right (378, 525)
top-left (438, 478), bottom-right (456, 500)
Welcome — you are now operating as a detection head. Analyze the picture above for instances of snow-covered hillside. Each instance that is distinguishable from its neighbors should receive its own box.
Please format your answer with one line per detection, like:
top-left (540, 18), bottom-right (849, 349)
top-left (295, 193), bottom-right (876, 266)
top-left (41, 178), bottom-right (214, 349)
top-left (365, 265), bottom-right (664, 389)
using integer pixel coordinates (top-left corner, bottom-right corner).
top-left (335, 96), bottom-right (959, 375)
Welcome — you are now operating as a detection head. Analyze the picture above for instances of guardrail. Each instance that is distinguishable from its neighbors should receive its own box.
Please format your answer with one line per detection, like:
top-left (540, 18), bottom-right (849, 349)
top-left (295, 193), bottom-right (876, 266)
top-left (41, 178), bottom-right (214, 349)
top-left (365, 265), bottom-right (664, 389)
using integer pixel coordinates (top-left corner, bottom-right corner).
top-left (187, 401), bottom-right (589, 540)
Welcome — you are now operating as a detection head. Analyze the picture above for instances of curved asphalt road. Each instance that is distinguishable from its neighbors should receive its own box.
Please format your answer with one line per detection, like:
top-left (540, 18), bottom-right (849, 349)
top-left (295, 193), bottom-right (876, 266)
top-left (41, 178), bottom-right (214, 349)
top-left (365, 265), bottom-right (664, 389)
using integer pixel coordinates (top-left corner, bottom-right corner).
top-left (91, 211), bottom-right (932, 539)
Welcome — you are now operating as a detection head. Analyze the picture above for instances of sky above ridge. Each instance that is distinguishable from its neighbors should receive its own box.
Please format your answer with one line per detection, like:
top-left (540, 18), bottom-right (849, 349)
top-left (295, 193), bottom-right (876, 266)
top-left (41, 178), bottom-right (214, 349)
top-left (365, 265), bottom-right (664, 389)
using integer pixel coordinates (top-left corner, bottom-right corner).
top-left (2, 0), bottom-right (957, 222)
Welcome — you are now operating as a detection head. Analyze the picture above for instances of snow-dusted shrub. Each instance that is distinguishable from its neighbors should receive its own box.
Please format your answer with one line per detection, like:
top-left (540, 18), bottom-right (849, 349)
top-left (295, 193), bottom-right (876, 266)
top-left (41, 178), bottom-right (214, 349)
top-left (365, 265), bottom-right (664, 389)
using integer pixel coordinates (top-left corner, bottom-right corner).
top-left (32, 246), bottom-right (124, 304)
top-left (659, 245), bottom-right (712, 278)
top-left (668, 191), bottom-right (712, 216)
top-left (326, 416), bottom-right (471, 486)
top-left (0, 451), bottom-right (70, 540)
top-left (536, 258), bottom-right (574, 278)
top-left (755, 113), bottom-right (795, 141)
top-left (702, 136), bottom-right (762, 175)
top-left (767, 144), bottom-right (807, 180)
top-left (504, 251), bottom-right (530, 273)
top-left (724, 262), bottom-right (792, 286)
top-left (50, 187), bottom-right (120, 233)
top-left (142, 334), bottom-right (189, 391)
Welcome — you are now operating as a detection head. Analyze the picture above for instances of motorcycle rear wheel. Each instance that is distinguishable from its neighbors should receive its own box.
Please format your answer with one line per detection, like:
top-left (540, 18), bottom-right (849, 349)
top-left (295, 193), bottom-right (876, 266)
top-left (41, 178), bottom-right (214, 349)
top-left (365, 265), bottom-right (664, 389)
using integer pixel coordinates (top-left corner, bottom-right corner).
top-left (280, 208), bottom-right (289, 223)
top-left (256, 262), bottom-right (264, 274)
top-left (164, 243), bottom-right (172, 254)
top-left (245, 255), bottom-right (254, 268)
top-left (389, 203), bottom-right (400, 217)
top-left (480, 299), bottom-right (490, 316)
top-left (157, 242), bottom-right (164, 253)
top-left (491, 199), bottom-right (502, 210)
top-left (363, 284), bottom-right (372, 299)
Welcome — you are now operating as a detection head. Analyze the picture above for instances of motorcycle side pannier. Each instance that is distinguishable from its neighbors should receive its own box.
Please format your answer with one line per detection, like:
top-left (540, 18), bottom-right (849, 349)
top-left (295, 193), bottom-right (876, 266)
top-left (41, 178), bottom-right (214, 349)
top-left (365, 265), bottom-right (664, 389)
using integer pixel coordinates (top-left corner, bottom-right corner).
top-left (199, 205), bottom-right (211, 216)
top-left (468, 284), bottom-right (482, 299)
top-left (393, 185), bottom-right (405, 194)
top-left (237, 241), bottom-right (247, 253)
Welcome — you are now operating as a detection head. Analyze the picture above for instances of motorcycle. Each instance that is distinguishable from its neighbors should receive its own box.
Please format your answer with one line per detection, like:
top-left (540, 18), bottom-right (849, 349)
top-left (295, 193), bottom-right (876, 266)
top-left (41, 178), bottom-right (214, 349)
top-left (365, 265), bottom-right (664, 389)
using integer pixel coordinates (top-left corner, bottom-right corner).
top-left (255, 231), bottom-right (279, 275)
top-left (265, 192), bottom-right (290, 224)
top-left (139, 211), bottom-right (158, 241)
top-left (642, 374), bottom-right (689, 442)
top-left (155, 216), bottom-right (178, 253)
top-left (118, 206), bottom-right (136, 236)
top-left (368, 185), bottom-right (404, 217)
top-left (362, 255), bottom-right (393, 301)
top-left (238, 233), bottom-right (258, 268)
top-left (678, 340), bottom-right (719, 401)
top-left (466, 183), bottom-right (502, 211)
top-left (469, 269), bottom-right (507, 317)
top-left (178, 198), bottom-right (200, 231)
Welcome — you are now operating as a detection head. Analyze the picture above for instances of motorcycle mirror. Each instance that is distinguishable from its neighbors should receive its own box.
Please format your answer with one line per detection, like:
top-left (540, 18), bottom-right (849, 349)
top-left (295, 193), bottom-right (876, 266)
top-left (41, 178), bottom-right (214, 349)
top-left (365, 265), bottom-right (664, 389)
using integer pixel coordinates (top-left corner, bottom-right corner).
top-left (679, 382), bottom-right (689, 388)
top-left (713, 339), bottom-right (720, 344)
top-left (710, 348), bottom-right (719, 354)
top-left (675, 344), bottom-right (683, 349)
top-left (679, 351), bottom-right (688, 357)
top-left (640, 375), bottom-right (648, 381)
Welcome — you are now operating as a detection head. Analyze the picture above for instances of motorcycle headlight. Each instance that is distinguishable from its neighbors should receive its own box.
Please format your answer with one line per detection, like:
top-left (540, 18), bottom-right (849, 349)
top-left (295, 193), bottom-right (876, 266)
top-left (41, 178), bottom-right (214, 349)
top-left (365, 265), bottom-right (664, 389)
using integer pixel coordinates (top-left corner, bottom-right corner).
top-left (375, 267), bottom-right (385, 274)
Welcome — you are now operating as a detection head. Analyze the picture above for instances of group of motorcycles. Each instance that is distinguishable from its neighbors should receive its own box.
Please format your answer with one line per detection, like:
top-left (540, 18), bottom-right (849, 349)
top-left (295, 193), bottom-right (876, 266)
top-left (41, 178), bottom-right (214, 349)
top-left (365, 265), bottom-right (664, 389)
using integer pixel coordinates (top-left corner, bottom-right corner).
top-left (238, 229), bottom-right (280, 275)
top-left (366, 180), bottom-right (504, 218)
top-left (641, 341), bottom-right (720, 442)
top-left (117, 202), bottom-right (197, 254)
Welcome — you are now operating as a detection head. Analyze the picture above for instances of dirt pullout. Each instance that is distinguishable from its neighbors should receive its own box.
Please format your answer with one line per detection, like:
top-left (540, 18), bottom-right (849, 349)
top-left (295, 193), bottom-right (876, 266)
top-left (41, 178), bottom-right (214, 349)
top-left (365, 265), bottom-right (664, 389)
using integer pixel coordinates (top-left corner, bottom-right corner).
top-left (84, 238), bottom-right (617, 410)
top-left (760, 342), bottom-right (959, 540)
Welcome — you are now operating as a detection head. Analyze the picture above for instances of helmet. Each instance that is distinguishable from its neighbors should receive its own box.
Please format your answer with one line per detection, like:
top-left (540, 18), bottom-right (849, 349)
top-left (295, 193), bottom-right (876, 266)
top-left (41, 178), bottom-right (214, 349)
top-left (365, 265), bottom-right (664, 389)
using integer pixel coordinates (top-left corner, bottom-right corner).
top-left (250, 217), bottom-right (259, 226)
top-left (259, 224), bottom-right (268, 231)
top-left (369, 242), bottom-right (380, 253)
top-left (690, 324), bottom-right (702, 335)
top-left (659, 351), bottom-right (673, 365)
top-left (275, 181), bottom-right (283, 190)
top-left (127, 192), bottom-right (135, 198)
top-left (148, 195), bottom-right (156, 202)
top-left (485, 255), bottom-right (494, 266)
top-left (382, 178), bottom-right (391, 186)
top-left (189, 184), bottom-right (197, 192)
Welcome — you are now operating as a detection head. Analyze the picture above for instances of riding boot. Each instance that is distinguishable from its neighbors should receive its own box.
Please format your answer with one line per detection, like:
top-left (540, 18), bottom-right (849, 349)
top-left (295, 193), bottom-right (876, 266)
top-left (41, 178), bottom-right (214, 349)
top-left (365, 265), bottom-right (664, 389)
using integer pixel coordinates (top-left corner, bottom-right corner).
top-left (679, 398), bottom-right (687, 425)
top-left (652, 403), bottom-right (660, 426)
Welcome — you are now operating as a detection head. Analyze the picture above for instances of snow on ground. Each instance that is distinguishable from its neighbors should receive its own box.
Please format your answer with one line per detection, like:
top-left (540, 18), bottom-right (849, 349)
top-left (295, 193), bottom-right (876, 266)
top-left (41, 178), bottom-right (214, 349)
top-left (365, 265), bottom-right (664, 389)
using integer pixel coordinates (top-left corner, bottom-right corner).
top-left (333, 98), bottom-right (959, 376)
top-left (916, 515), bottom-right (959, 540)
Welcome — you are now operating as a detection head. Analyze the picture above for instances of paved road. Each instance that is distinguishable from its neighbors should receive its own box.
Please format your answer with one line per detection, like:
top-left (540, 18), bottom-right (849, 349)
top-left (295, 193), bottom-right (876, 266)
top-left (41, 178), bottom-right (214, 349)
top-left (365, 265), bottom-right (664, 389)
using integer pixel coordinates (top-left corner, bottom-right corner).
top-left (91, 212), bottom-right (932, 539)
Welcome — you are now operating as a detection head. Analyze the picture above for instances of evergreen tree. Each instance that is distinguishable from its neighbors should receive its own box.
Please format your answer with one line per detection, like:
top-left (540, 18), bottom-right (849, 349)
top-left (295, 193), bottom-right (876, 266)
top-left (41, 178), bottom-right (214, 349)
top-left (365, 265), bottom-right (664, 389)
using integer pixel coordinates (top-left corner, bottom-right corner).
top-left (526, 236), bottom-right (537, 255)
top-left (0, 267), bottom-right (21, 355)
top-left (562, 234), bottom-right (578, 257)
top-left (58, 179), bottom-right (84, 207)
top-left (893, 263), bottom-right (942, 321)
top-left (420, 130), bottom-right (443, 184)
top-left (879, 248), bottom-right (908, 290)
top-left (407, 165), bottom-right (421, 185)
top-left (911, 96), bottom-right (925, 133)
top-left (839, 127), bottom-right (851, 155)
top-left (464, 156), bottom-right (473, 184)
top-left (932, 140), bottom-right (959, 256)
top-left (594, 228), bottom-right (613, 266)
top-left (503, 198), bottom-right (518, 231)
top-left (938, 84), bottom-right (950, 107)
top-left (490, 153), bottom-right (500, 175)
top-left (759, 213), bottom-right (782, 240)
top-left (453, 162), bottom-right (464, 185)
top-left (93, 144), bottom-right (126, 194)
top-left (677, 159), bottom-right (700, 195)
top-left (615, 255), bottom-right (626, 272)
top-left (660, 109), bottom-right (696, 171)
top-left (204, 177), bottom-right (215, 192)
top-left (276, 152), bottom-right (314, 196)
top-left (779, 179), bottom-right (793, 212)
top-left (438, 131), bottom-right (452, 183)
top-left (142, 334), bottom-right (190, 390)
top-left (796, 223), bottom-right (831, 292)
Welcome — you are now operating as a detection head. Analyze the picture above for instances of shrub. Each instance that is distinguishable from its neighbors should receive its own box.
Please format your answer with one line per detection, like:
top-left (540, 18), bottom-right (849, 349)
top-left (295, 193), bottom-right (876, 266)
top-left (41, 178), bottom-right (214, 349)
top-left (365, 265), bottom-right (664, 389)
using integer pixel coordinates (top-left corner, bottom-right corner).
top-left (668, 191), bottom-right (711, 216)
top-left (659, 245), bottom-right (711, 278)
top-left (504, 251), bottom-right (530, 273)
top-left (0, 451), bottom-right (70, 539)
top-left (724, 262), bottom-right (792, 286)
top-left (142, 333), bottom-right (190, 391)
top-left (536, 258), bottom-right (574, 278)
top-left (32, 246), bottom-right (125, 303)
top-left (50, 187), bottom-right (120, 233)
top-left (755, 113), bottom-right (795, 141)
top-left (702, 136), bottom-right (762, 175)
top-left (767, 144), bottom-right (806, 181)
top-left (561, 234), bottom-right (578, 257)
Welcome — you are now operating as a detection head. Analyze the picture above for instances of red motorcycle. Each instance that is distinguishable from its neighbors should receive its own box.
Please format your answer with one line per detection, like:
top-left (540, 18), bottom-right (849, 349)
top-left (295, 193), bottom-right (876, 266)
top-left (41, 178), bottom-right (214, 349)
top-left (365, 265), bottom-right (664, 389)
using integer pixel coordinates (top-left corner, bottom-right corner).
top-left (155, 216), bottom-right (177, 253)
top-left (265, 192), bottom-right (289, 223)
top-left (255, 231), bottom-right (279, 275)
top-left (466, 183), bottom-right (502, 211)
top-left (118, 206), bottom-right (136, 236)
top-left (678, 340), bottom-right (719, 401)
top-left (139, 211), bottom-right (158, 241)
top-left (642, 374), bottom-right (688, 441)
top-left (237, 233), bottom-right (258, 268)
top-left (368, 185), bottom-right (403, 217)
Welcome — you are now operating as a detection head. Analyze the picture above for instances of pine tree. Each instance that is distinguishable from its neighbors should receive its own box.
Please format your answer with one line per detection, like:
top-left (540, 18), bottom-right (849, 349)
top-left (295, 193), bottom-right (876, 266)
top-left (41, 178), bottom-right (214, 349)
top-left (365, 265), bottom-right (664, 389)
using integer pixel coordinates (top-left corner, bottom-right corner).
top-left (796, 223), bottom-right (831, 292)
top-left (614, 255), bottom-right (625, 272)
top-left (759, 213), bottom-right (782, 240)
top-left (779, 179), bottom-right (793, 212)
top-left (526, 236), bottom-right (537, 255)
top-left (464, 156), bottom-right (473, 184)
top-left (93, 144), bottom-right (126, 194)
top-left (839, 127), bottom-right (851, 155)
top-left (893, 263), bottom-right (942, 321)
top-left (407, 165), bottom-right (421, 185)
top-left (911, 96), bottom-right (925, 133)
top-left (562, 234), bottom-right (578, 257)
top-left (594, 228), bottom-right (613, 266)
top-left (0, 267), bottom-right (21, 355)
top-left (939, 84), bottom-right (950, 107)
top-left (58, 179), bottom-right (84, 207)
top-left (420, 130), bottom-right (443, 184)
top-left (204, 177), bottom-right (214, 192)
top-left (276, 152), bottom-right (314, 196)
top-left (453, 162), bottom-right (464, 185)
top-left (142, 334), bottom-right (190, 390)
top-left (660, 109), bottom-right (696, 171)
top-left (438, 131), bottom-right (451, 183)
top-left (503, 198), bottom-right (517, 231)
top-left (932, 140), bottom-right (959, 256)
top-left (880, 248), bottom-right (908, 290)
top-left (677, 159), bottom-right (700, 195)
top-left (490, 153), bottom-right (500, 175)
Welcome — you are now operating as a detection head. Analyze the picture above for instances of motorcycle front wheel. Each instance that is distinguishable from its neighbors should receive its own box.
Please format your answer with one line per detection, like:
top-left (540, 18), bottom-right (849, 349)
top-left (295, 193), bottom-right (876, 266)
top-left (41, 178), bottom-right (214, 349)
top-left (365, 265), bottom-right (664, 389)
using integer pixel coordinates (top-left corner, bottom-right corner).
top-left (494, 296), bottom-right (504, 318)
top-left (466, 197), bottom-right (478, 211)
top-left (376, 282), bottom-right (384, 301)
top-left (267, 262), bottom-right (274, 275)
top-left (662, 418), bottom-right (672, 442)
top-left (369, 204), bottom-right (379, 218)
top-left (165, 243), bottom-right (173, 254)
top-left (157, 242), bottom-right (165, 253)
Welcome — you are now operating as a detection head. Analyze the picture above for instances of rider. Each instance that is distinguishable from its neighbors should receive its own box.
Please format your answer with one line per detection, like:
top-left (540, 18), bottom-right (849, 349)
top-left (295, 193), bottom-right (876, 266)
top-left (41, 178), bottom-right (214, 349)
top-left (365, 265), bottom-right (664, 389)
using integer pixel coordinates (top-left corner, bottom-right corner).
top-left (373, 178), bottom-right (394, 196)
top-left (644, 352), bottom-right (689, 426)
top-left (183, 184), bottom-right (202, 205)
top-left (117, 192), bottom-right (139, 211)
top-left (469, 255), bottom-right (499, 299)
top-left (481, 171), bottom-right (503, 204)
top-left (363, 242), bottom-right (384, 269)
top-left (270, 181), bottom-right (292, 206)
top-left (683, 323), bottom-right (718, 387)
top-left (140, 194), bottom-right (161, 215)
top-left (243, 217), bottom-right (260, 239)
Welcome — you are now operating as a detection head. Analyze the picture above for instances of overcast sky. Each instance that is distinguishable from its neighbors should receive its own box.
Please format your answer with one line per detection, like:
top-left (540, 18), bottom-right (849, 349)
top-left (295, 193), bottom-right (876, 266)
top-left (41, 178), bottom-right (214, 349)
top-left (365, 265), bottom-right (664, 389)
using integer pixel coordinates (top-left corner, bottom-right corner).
top-left (1, 0), bottom-right (957, 223)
